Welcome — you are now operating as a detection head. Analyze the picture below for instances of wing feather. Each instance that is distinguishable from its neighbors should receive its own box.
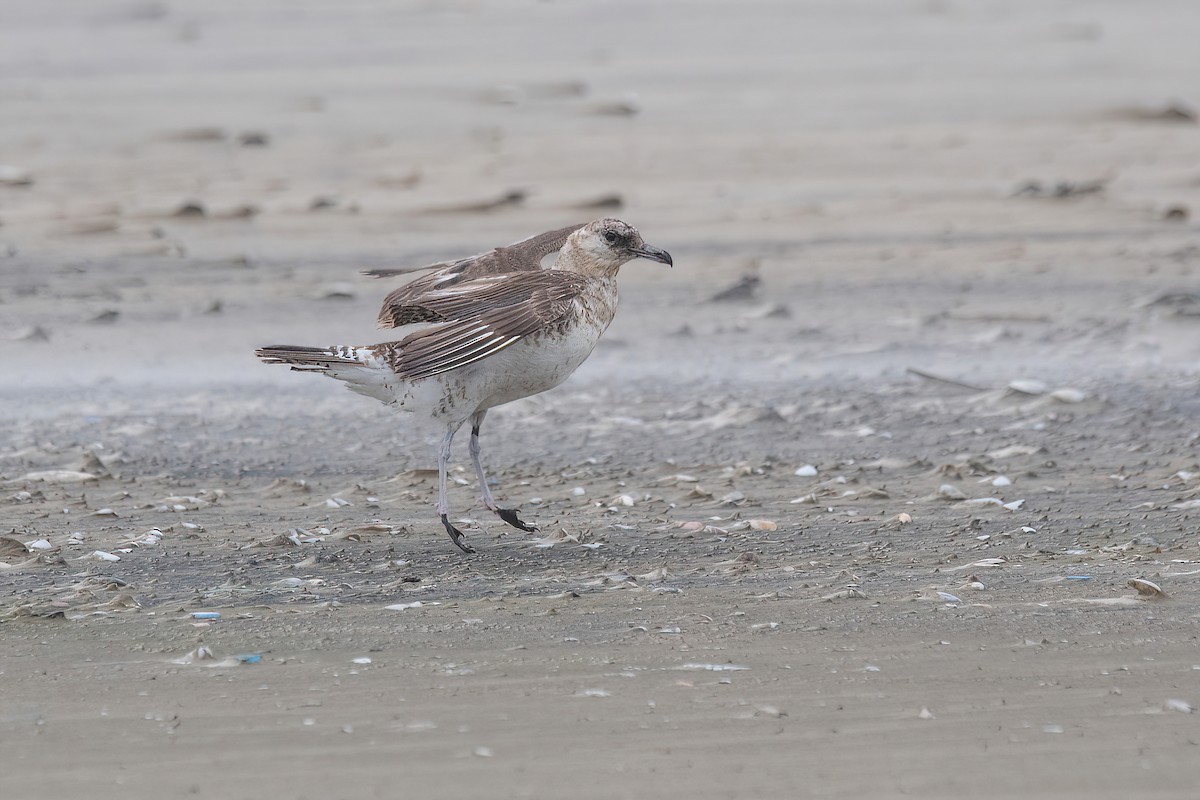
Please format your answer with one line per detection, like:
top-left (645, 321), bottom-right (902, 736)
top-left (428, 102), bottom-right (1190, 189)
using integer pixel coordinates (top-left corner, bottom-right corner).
top-left (371, 223), bottom-right (585, 328)
top-left (380, 271), bottom-right (588, 380)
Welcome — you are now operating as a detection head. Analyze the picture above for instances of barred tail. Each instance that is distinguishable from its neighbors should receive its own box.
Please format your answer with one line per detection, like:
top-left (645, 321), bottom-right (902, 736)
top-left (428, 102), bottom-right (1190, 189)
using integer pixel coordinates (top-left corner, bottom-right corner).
top-left (256, 344), bottom-right (398, 402)
top-left (255, 344), bottom-right (370, 372)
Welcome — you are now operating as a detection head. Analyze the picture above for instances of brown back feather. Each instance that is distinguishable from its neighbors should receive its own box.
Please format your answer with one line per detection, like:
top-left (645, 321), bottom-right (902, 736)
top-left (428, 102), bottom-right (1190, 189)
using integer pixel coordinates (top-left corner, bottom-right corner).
top-left (370, 223), bottom-right (585, 328)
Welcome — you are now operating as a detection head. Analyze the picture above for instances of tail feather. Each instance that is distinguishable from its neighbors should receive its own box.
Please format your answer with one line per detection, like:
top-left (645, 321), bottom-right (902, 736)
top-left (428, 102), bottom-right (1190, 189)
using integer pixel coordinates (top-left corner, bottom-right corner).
top-left (256, 344), bottom-right (397, 403)
top-left (255, 344), bottom-right (368, 371)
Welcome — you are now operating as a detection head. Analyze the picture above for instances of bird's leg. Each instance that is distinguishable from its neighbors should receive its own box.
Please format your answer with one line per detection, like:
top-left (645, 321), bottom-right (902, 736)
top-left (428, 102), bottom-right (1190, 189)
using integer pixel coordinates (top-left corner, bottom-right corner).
top-left (436, 424), bottom-right (474, 554)
top-left (469, 411), bottom-right (538, 532)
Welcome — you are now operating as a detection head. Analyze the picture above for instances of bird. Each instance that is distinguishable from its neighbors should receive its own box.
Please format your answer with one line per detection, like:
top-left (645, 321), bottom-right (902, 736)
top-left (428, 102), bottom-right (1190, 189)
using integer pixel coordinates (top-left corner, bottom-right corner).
top-left (256, 219), bottom-right (672, 553)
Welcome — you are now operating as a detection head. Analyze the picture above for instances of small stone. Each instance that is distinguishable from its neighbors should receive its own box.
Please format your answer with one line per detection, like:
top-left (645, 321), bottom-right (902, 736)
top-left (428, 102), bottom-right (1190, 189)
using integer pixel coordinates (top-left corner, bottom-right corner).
top-left (937, 484), bottom-right (966, 500)
top-left (238, 131), bottom-right (270, 146)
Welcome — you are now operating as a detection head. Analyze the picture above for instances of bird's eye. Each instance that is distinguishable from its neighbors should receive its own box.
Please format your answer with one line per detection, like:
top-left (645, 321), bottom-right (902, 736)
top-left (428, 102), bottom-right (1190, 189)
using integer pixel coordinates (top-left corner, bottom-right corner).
top-left (603, 231), bottom-right (619, 244)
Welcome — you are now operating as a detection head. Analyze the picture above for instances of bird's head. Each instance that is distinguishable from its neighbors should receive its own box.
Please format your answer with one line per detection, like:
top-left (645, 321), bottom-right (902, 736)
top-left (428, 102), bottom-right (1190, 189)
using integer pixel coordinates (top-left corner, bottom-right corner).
top-left (563, 219), bottom-right (673, 276)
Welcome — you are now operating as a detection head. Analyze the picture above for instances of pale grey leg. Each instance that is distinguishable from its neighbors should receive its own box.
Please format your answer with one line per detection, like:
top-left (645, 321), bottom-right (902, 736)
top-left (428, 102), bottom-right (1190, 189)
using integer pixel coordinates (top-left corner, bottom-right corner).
top-left (469, 411), bottom-right (497, 510)
top-left (435, 424), bottom-right (474, 554)
top-left (469, 410), bottom-right (537, 532)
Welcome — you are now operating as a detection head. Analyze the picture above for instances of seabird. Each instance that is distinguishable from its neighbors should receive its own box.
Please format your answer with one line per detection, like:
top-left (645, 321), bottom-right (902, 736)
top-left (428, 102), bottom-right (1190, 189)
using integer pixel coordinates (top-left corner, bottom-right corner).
top-left (256, 219), bottom-right (672, 553)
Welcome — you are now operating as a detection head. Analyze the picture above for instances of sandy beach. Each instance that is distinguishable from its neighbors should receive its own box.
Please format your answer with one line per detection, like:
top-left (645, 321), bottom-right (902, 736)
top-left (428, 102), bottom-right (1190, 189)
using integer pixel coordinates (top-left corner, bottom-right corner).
top-left (3, 2), bottom-right (1200, 798)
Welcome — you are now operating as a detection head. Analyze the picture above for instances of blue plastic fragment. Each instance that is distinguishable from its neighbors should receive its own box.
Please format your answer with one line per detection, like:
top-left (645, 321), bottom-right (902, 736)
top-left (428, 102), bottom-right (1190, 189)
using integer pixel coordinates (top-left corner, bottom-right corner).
top-left (191, 611), bottom-right (222, 619)
top-left (1065, 575), bottom-right (1092, 581)
top-left (235, 654), bottom-right (262, 664)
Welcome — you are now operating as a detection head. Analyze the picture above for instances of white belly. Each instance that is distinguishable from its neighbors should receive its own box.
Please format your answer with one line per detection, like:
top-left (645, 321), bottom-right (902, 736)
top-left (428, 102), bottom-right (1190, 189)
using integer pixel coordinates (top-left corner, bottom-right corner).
top-left (375, 315), bottom-right (607, 424)
top-left (471, 321), bottom-right (606, 409)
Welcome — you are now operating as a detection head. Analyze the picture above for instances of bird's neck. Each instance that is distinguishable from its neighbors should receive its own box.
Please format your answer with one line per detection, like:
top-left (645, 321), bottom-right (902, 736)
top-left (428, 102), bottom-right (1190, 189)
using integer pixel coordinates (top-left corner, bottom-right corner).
top-left (553, 240), bottom-right (621, 278)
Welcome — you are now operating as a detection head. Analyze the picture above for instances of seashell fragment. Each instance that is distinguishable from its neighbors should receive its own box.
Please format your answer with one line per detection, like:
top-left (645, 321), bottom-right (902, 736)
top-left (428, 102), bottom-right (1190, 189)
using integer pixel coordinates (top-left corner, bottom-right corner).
top-left (20, 470), bottom-right (98, 484)
top-left (954, 558), bottom-right (1007, 569)
top-left (1050, 388), bottom-right (1087, 404)
top-left (754, 705), bottom-right (786, 718)
top-left (987, 444), bottom-right (1040, 459)
top-left (1007, 379), bottom-right (1047, 395)
top-left (938, 484), bottom-right (967, 500)
top-left (675, 663), bottom-right (750, 671)
top-left (822, 588), bottom-right (868, 600)
top-left (124, 530), bottom-right (161, 547)
top-left (171, 646), bottom-right (216, 665)
top-left (1128, 578), bottom-right (1166, 599)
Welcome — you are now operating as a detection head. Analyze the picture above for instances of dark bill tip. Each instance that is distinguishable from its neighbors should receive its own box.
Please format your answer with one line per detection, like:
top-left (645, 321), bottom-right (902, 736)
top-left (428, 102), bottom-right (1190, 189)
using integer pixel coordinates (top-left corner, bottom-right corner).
top-left (635, 244), bottom-right (673, 267)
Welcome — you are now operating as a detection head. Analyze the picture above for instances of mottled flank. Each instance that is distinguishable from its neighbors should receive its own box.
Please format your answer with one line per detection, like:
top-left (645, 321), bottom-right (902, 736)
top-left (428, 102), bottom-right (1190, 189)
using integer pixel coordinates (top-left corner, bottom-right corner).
top-left (256, 219), bottom-right (672, 553)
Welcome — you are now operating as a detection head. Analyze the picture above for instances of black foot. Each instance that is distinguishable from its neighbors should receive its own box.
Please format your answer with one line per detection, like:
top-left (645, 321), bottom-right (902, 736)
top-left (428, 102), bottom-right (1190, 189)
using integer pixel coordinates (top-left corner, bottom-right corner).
top-left (440, 514), bottom-right (475, 554)
top-left (495, 507), bottom-right (538, 533)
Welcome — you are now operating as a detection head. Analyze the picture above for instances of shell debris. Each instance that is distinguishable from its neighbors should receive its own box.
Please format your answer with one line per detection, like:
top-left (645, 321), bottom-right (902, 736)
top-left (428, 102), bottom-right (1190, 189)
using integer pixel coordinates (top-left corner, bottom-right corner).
top-left (937, 484), bottom-right (967, 500)
top-left (754, 705), bottom-right (786, 718)
top-left (1128, 578), bottom-right (1166, 599)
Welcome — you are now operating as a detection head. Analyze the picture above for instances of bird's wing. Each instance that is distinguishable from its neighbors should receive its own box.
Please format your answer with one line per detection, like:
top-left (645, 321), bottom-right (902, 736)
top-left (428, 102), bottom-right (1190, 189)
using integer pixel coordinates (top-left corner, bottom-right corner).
top-left (373, 270), bottom-right (590, 381)
top-left (369, 223), bottom-right (586, 328)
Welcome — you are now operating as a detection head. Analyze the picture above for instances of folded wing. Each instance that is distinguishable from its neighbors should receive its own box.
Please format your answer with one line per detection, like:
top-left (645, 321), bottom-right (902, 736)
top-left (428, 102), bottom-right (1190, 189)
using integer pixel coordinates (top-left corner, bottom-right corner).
top-left (375, 270), bottom-right (590, 380)
top-left (368, 223), bottom-right (585, 328)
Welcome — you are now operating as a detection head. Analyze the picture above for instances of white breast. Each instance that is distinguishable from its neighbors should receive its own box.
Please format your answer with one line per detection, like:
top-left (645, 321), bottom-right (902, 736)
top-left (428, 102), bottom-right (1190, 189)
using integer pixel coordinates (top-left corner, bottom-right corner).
top-left (383, 279), bottom-right (618, 422)
top-left (469, 318), bottom-right (604, 409)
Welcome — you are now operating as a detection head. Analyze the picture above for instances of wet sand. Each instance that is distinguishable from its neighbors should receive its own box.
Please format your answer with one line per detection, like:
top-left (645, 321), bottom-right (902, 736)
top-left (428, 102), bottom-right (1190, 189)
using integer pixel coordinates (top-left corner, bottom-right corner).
top-left (3, 2), bottom-right (1200, 798)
